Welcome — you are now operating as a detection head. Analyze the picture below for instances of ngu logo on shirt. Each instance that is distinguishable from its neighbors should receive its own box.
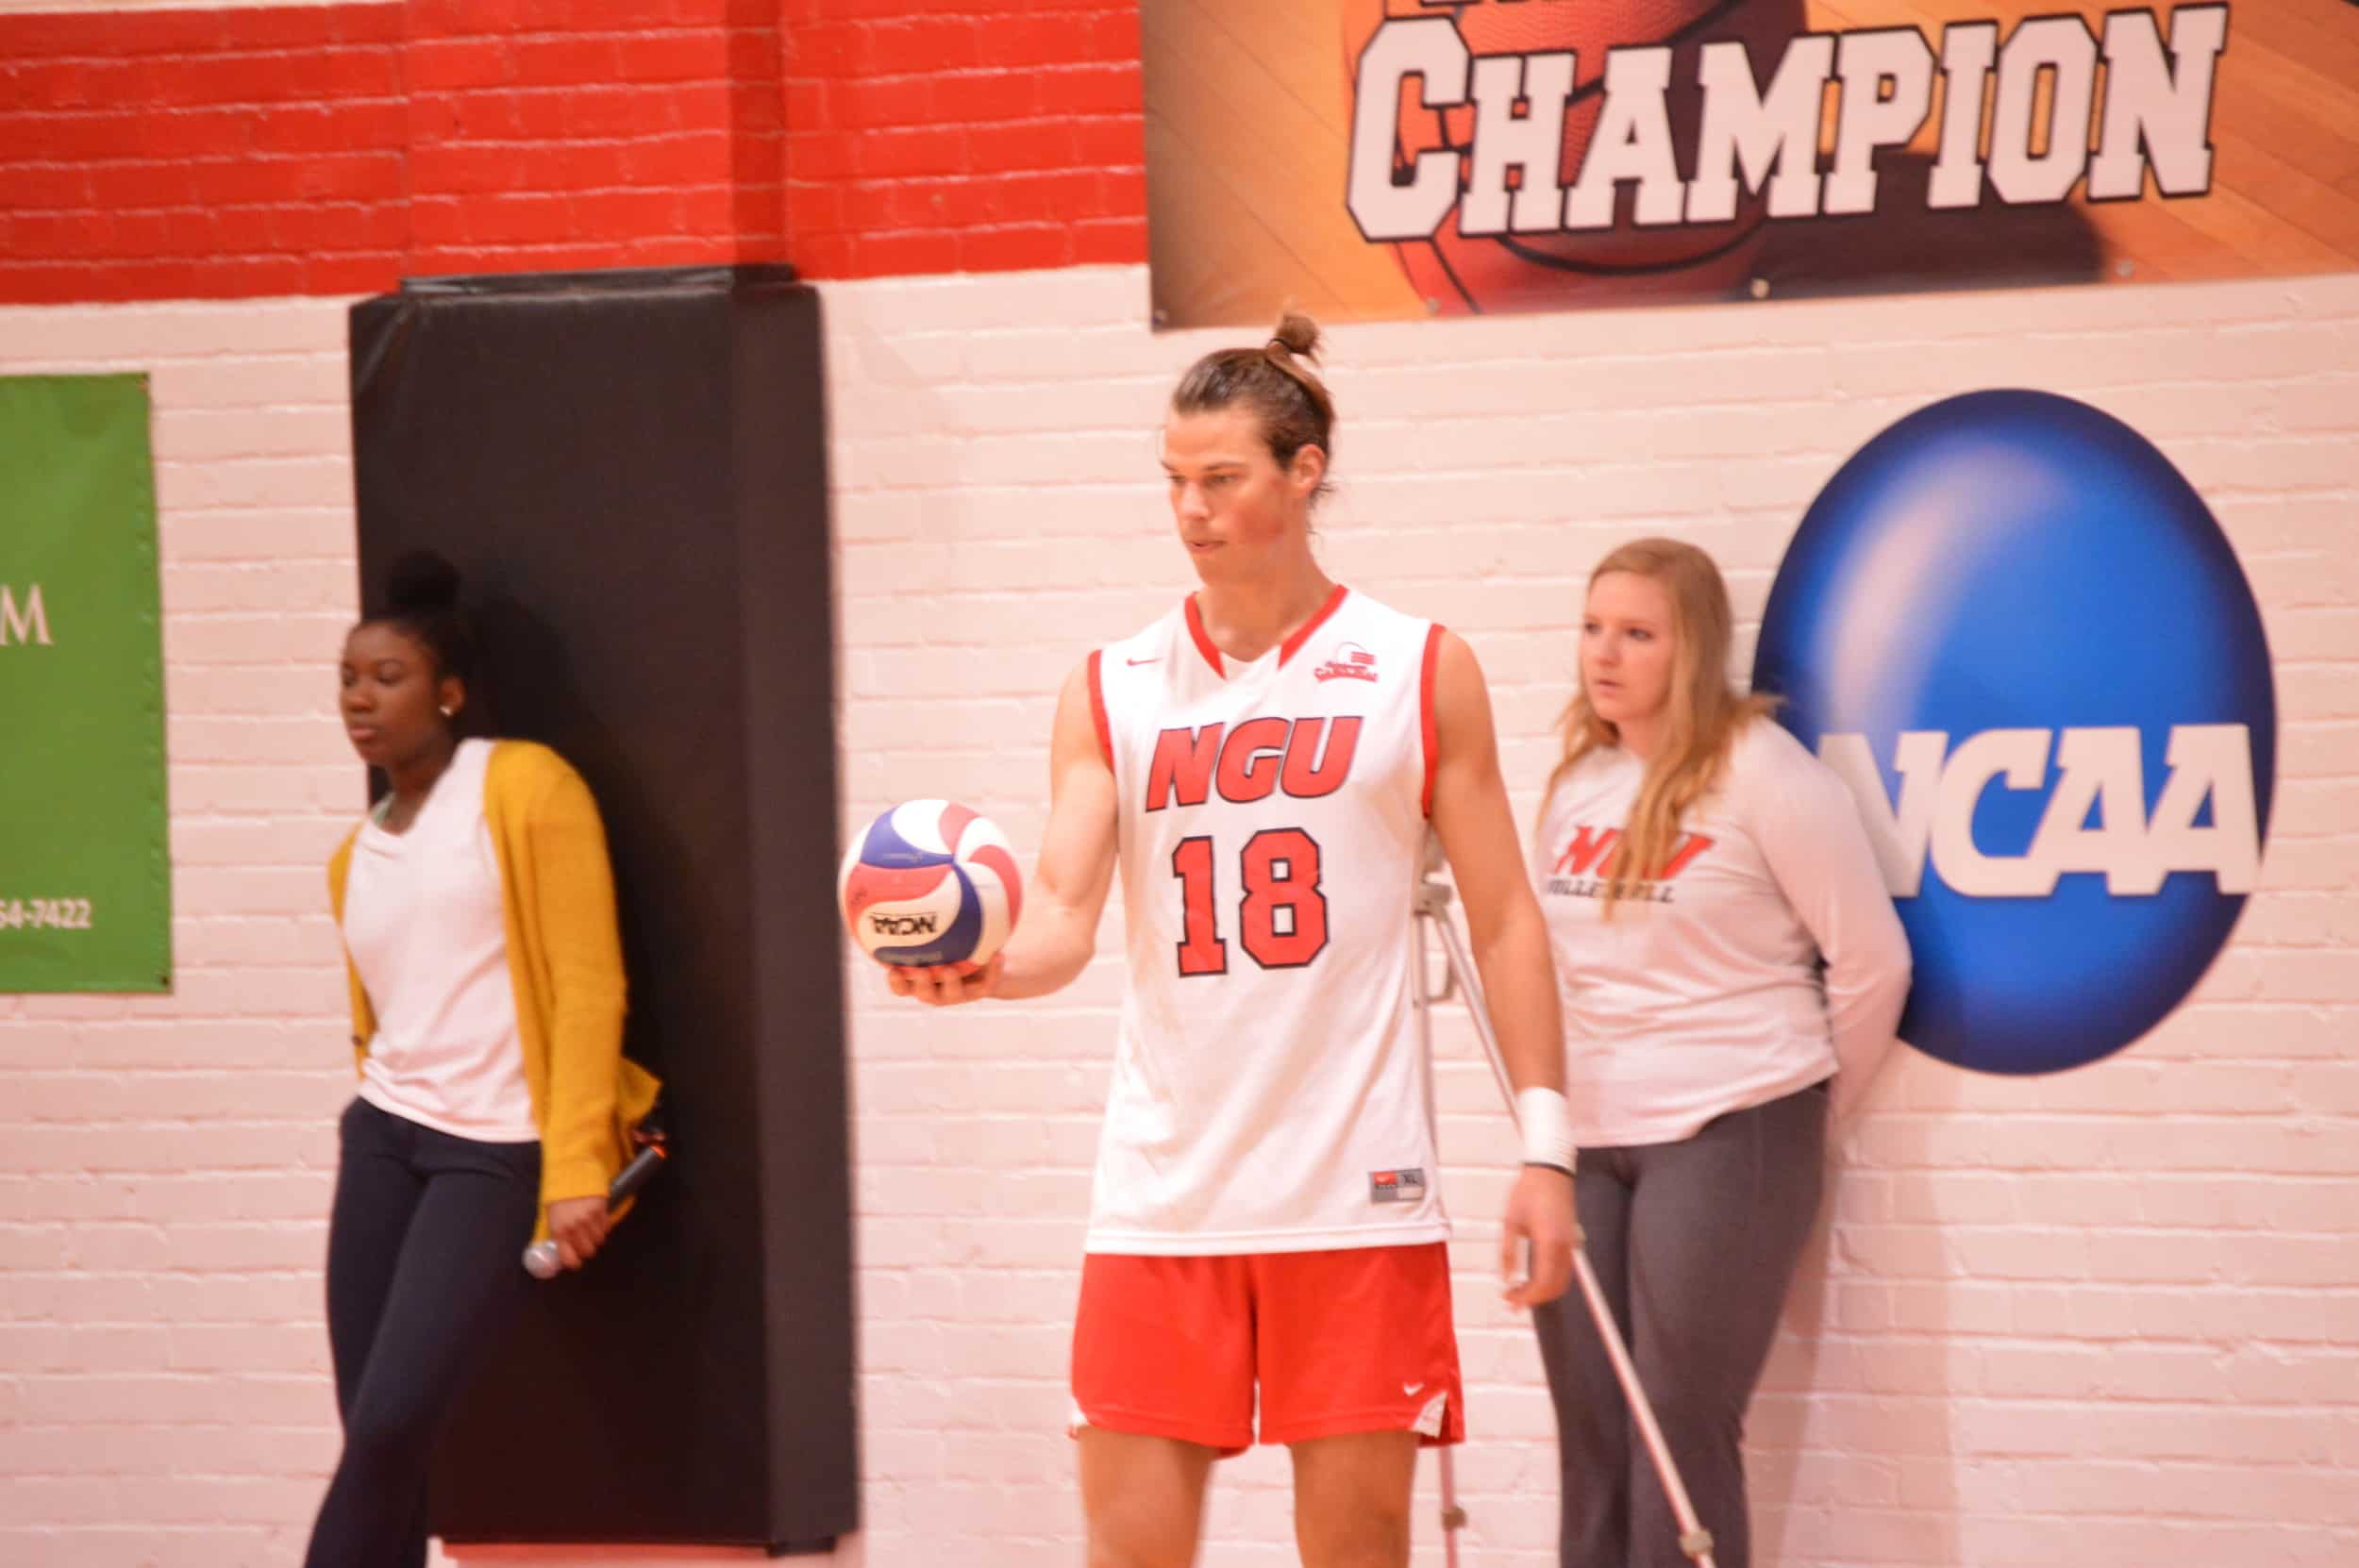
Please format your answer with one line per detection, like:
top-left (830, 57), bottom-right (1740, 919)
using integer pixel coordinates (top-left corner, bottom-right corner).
top-left (1752, 390), bottom-right (2276, 1076)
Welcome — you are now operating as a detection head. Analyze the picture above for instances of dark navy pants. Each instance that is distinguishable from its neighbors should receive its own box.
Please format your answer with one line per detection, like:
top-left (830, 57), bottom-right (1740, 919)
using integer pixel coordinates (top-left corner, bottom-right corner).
top-left (304, 1097), bottom-right (540, 1568)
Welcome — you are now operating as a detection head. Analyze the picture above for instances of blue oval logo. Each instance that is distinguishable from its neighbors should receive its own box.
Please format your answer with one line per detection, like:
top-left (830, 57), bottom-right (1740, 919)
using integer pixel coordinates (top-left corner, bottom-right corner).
top-left (1753, 390), bottom-right (2275, 1076)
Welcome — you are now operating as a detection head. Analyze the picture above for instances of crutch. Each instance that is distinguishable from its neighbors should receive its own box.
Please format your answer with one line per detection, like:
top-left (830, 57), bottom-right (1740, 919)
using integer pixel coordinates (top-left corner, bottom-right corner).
top-left (1414, 845), bottom-right (1718, 1568)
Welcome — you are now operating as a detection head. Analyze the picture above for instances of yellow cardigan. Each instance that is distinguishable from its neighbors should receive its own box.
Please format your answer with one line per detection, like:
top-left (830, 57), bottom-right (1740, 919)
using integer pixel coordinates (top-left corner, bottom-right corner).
top-left (327, 740), bottom-right (662, 1242)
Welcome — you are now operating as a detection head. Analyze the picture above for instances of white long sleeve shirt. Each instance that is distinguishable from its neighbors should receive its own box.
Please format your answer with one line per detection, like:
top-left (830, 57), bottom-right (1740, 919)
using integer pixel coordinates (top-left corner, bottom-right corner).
top-left (1533, 717), bottom-right (1912, 1147)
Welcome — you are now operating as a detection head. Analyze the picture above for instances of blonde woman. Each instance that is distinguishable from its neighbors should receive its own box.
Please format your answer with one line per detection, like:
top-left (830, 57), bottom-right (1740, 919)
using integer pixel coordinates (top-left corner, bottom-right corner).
top-left (1531, 538), bottom-right (1910, 1568)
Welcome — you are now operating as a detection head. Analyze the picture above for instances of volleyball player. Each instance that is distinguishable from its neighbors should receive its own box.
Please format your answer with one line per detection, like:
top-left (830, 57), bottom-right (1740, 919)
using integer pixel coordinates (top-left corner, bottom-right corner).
top-left (892, 315), bottom-right (1579, 1568)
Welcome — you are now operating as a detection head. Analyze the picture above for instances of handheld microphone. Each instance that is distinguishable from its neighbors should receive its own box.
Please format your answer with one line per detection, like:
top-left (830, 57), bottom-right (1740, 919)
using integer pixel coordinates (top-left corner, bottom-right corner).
top-left (522, 1132), bottom-right (669, 1279)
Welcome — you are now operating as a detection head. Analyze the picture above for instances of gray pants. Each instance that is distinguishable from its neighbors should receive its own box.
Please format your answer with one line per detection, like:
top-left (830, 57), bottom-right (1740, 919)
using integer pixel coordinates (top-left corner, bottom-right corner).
top-left (1531, 1080), bottom-right (1828, 1568)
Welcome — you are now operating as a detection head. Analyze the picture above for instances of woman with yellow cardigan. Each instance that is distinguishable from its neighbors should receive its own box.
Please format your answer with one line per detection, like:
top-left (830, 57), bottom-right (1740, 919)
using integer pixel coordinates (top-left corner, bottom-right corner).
top-left (306, 553), bottom-right (660, 1568)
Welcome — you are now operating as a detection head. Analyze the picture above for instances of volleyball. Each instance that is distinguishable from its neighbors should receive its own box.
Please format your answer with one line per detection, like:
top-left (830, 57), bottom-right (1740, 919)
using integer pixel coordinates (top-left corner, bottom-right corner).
top-left (838, 799), bottom-right (1024, 972)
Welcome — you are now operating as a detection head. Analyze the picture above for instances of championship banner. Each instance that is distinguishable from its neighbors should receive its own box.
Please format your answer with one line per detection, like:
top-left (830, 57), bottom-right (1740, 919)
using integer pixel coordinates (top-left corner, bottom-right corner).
top-left (0, 375), bottom-right (171, 993)
top-left (1144, 1), bottom-right (2359, 326)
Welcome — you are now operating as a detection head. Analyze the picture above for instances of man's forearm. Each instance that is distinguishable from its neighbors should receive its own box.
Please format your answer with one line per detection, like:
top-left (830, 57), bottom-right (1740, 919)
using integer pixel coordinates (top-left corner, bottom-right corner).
top-left (991, 903), bottom-right (1099, 1000)
top-left (1471, 913), bottom-right (1564, 1096)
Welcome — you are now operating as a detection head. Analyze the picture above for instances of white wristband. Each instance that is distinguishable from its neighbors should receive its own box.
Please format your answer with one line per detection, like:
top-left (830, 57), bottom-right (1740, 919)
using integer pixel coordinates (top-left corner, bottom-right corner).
top-left (1516, 1087), bottom-right (1576, 1173)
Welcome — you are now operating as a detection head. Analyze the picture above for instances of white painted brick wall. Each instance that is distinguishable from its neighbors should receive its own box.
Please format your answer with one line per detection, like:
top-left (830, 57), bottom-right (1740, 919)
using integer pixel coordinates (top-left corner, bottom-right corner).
top-left (5, 264), bottom-right (2357, 1568)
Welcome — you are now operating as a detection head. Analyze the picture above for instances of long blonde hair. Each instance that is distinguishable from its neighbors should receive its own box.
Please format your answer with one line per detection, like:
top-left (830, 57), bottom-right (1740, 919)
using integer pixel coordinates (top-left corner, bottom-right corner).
top-left (1542, 539), bottom-right (1775, 914)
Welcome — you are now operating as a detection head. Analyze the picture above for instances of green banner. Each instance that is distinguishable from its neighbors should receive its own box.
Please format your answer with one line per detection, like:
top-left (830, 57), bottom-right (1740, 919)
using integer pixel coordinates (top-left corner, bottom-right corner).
top-left (0, 375), bottom-right (170, 993)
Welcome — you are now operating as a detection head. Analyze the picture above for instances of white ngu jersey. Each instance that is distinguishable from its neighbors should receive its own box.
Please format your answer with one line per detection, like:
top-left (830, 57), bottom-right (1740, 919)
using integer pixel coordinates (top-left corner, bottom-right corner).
top-left (1084, 586), bottom-right (1449, 1254)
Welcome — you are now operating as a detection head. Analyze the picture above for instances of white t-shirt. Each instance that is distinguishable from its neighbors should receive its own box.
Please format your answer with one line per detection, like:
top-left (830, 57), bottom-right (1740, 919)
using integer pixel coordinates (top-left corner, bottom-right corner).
top-left (1085, 587), bottom-right (1448, 1254)
top-left (343, 740), bottom-right (539, 1143)
top-left (1533, 717), bottom-right (1911, 1147)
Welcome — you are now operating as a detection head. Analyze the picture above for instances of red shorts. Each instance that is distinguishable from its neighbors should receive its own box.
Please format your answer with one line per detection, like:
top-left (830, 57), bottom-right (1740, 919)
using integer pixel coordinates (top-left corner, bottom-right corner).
top-left (1069, 1242), bottom-right (1464, 1456)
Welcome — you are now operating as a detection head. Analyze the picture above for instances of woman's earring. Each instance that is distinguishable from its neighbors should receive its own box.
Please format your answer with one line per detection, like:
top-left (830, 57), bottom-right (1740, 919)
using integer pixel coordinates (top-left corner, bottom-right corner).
top-left (440, 705), bottom-right (455, 718)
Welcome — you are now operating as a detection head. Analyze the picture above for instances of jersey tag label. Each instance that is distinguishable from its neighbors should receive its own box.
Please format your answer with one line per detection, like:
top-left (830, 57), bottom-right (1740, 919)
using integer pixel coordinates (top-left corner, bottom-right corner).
top-left (1368, 1168), bottom-right (1426, 1204)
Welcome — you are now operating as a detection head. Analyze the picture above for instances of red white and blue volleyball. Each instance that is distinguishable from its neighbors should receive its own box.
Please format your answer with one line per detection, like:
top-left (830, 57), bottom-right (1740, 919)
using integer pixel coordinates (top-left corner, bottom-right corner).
top-left (839, 800), bottom-right (1024, 972)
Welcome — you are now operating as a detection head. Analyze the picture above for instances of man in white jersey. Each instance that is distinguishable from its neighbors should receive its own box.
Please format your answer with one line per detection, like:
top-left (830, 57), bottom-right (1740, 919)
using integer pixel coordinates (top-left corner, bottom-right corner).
top-left (894, 314), bottom-right (1578, 1568)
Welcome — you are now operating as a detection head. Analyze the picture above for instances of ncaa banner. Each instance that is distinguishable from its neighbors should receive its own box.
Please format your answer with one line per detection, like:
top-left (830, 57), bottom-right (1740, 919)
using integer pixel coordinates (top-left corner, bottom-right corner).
top-left (1144, 1), bottom-right (2359, 325)
top-left (0, 375), bottom-right (171, 993)
top-left (1753, 391), bottom-right (2273, 1076)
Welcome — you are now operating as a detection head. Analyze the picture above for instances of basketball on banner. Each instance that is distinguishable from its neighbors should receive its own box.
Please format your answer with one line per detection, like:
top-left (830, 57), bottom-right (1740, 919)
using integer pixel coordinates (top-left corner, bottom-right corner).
top-left (1342, 0), bottom-right (1803, 313)
top-left (1752, 391), bottom-right (2275, 1076)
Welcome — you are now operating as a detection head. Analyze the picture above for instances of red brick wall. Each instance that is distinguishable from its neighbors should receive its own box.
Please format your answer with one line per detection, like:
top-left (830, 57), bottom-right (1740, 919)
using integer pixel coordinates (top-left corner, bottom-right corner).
top-left (780, 2), bottom-right (1143, 278)
top-left (0, 7), bottom-right (409, 303)
top-left (0, 0), bottom-right (1145, 305)
top-left (398, 0), bottom-right (791, 278)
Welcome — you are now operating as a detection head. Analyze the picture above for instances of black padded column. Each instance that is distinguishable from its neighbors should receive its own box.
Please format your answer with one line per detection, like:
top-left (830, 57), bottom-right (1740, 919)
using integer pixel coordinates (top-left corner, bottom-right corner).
top-left (347, 265), bottom-right (854, 1553)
